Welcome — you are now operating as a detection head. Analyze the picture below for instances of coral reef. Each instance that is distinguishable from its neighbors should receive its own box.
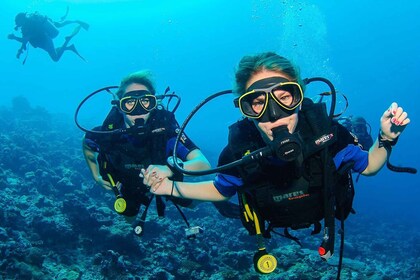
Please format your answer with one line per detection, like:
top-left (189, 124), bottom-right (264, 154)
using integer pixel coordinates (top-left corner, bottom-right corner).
top-left (0, 97), bottom-right (418, 279)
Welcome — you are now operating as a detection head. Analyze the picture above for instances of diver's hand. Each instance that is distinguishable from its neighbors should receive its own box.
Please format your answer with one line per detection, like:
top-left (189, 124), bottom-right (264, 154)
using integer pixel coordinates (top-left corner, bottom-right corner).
top-left (140, 168), bottom-right (172, 195)
top-left (151, 178), bottom-right (172, 196)
top-left (95, 175), bottom-right (112, 191)
top-left (380, 102), bottom-right (410, 141)
top-left (7, 34), bottom-right (16, 40)
top-left (141, 164), bottom-right (173, 183)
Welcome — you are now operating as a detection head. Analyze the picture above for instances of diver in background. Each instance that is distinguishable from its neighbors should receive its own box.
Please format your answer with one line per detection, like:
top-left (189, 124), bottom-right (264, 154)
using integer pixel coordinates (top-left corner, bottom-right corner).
top-left (351, 116), bottom-right (374, 150)
top-left (7, 11), bottom-right (89, 63)
top-left (340, 116), bottom-right (374, 150)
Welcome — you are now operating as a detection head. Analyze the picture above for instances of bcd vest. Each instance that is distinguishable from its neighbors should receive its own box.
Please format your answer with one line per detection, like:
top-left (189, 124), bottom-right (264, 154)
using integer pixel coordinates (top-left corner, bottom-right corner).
top-left (96, 108), bottom-right (176, 199)
top-left (228, 100), bottom-right (355, 237)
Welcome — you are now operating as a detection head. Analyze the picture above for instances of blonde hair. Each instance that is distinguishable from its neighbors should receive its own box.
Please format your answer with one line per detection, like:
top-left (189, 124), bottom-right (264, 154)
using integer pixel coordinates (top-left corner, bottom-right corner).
top-left (234, 52), bottom-right (304, 96)
top-left (116, 70), bottom-right (156, 98)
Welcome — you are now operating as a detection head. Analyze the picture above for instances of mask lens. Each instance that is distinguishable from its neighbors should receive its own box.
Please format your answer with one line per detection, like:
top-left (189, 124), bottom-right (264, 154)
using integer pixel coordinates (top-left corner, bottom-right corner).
top-left (120, 97), bottom-right (137, 113)
top-left (139, 95), bottom-right (157, 110)
top-left (239, 91), bottom-right (267, 118)
top-left (271, 83), bottom-right (302, 110)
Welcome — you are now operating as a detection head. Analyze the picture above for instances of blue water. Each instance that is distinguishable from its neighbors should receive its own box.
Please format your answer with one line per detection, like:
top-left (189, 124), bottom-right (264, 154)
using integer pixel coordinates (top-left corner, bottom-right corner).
top-left (1, 0), bottom-right (419, 279)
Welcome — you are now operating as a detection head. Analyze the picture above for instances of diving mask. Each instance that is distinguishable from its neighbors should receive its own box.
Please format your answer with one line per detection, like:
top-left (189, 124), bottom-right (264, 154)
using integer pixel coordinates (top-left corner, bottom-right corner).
top-left (234, 77), bottom-right (303, 122)
top-left (118, 90), bottom-right (157, 115)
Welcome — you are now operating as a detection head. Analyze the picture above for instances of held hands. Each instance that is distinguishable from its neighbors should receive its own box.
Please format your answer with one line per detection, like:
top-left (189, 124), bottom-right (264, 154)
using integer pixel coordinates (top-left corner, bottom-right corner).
top-left (140, 165), bottom-right (173, 194)
top-left (380, 102), bottom-right (410, 141)
top-left (144, 176), bottom-right (172, 196)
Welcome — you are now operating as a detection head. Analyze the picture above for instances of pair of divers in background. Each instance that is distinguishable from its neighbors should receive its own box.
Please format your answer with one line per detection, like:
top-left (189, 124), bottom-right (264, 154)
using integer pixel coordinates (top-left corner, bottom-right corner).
top-left (8, 8), bottom-right (89, 64)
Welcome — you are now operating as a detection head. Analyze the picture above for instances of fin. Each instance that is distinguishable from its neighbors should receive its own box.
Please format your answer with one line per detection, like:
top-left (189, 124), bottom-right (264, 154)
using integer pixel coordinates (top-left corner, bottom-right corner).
top-left (60, 6), bottom-right (70, 22)
top-left (67, 44), bottom-right (86, 62)
top-left (65, 25), bottom-right (82, 42)
top-left (79, 21), bottom-right (90, 31)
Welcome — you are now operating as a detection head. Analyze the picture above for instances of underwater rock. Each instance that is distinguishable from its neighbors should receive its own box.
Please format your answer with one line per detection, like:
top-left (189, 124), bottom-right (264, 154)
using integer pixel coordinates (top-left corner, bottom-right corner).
top-left (94, 250), bottom-right (129, 278)
top-left (26, 247), bottom-right (45, 267)
top-left (55, 268), bottom-right (82, 280)
top-left (0, 227), bottom-right (8, 241)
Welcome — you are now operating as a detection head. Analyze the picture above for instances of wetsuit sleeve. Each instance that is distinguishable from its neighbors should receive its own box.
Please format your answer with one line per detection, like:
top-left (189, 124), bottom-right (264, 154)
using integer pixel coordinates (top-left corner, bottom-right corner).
top-left (166, 136), bottom-right (198, 161)
top-left (213, 146), bottom-right (243, 197)
top-left (83, 126), bottom-right (103, 152)
top-left (333, 145), bottom-right (368, 173)
top-left (214, 173), bottom-right (243, 197)
top-left (165, 114), bottom-right (198, 160)
top-left (333, 123), bottom-right (369, 173)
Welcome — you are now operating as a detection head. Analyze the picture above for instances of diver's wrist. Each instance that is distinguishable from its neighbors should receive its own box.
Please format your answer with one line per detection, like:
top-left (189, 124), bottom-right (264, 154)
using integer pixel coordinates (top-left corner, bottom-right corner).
top-left (165, 165), bottom-right (174, 178)
top-left (170, 181), bottom-right (183, 197)
top-left (166, 157), bottom-right (184, 181)
top-left (378, 130), bottom-right (398, 148)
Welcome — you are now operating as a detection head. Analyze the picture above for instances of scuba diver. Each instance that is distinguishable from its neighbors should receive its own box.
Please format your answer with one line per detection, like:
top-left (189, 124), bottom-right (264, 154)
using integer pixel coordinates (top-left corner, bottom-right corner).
top-left (339, 115), bottom-right (374, 150)
top-left (7, 10), bottom-right (89, 63)
top-left (80, 70), bottom-right (239, 237)
top-left (142, 52), bottom-right (415, 277)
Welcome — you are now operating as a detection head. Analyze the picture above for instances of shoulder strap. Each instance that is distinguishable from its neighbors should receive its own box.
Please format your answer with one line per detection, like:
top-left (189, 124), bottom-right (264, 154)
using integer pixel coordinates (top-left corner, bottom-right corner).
top-left (299, 98), bottom-right (338, 158)
top-left (148, 109), bottom-right (174, 164)
top-left (228, 118), bottom-right (263, 157)
top-left (299, 98), bottom-right (338, 261)
top-left (102, 107), bottom-right (124, 131)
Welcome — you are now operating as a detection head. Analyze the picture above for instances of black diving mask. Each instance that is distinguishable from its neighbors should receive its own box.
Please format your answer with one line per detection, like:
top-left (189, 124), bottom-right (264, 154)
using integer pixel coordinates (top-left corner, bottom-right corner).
top-left (234, 77), bottom-right (303, 122)
top-left (117, 90), bottom-right (157, 116)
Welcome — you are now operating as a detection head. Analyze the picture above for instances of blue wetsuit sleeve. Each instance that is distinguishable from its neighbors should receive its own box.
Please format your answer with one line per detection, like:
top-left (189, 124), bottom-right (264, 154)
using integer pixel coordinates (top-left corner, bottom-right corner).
top-left (165, 112), bottom-right (199, 160)
top-left (333, 144), bottom-right (369, 173)
top-left (84, 137), bottom-right (100, 152)
top-left (84, 127), bottom-right (102, 152)
top-left (166, 136), bottom-right (198, 161)
top-left (213, 173), bottom-right (243, 198)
